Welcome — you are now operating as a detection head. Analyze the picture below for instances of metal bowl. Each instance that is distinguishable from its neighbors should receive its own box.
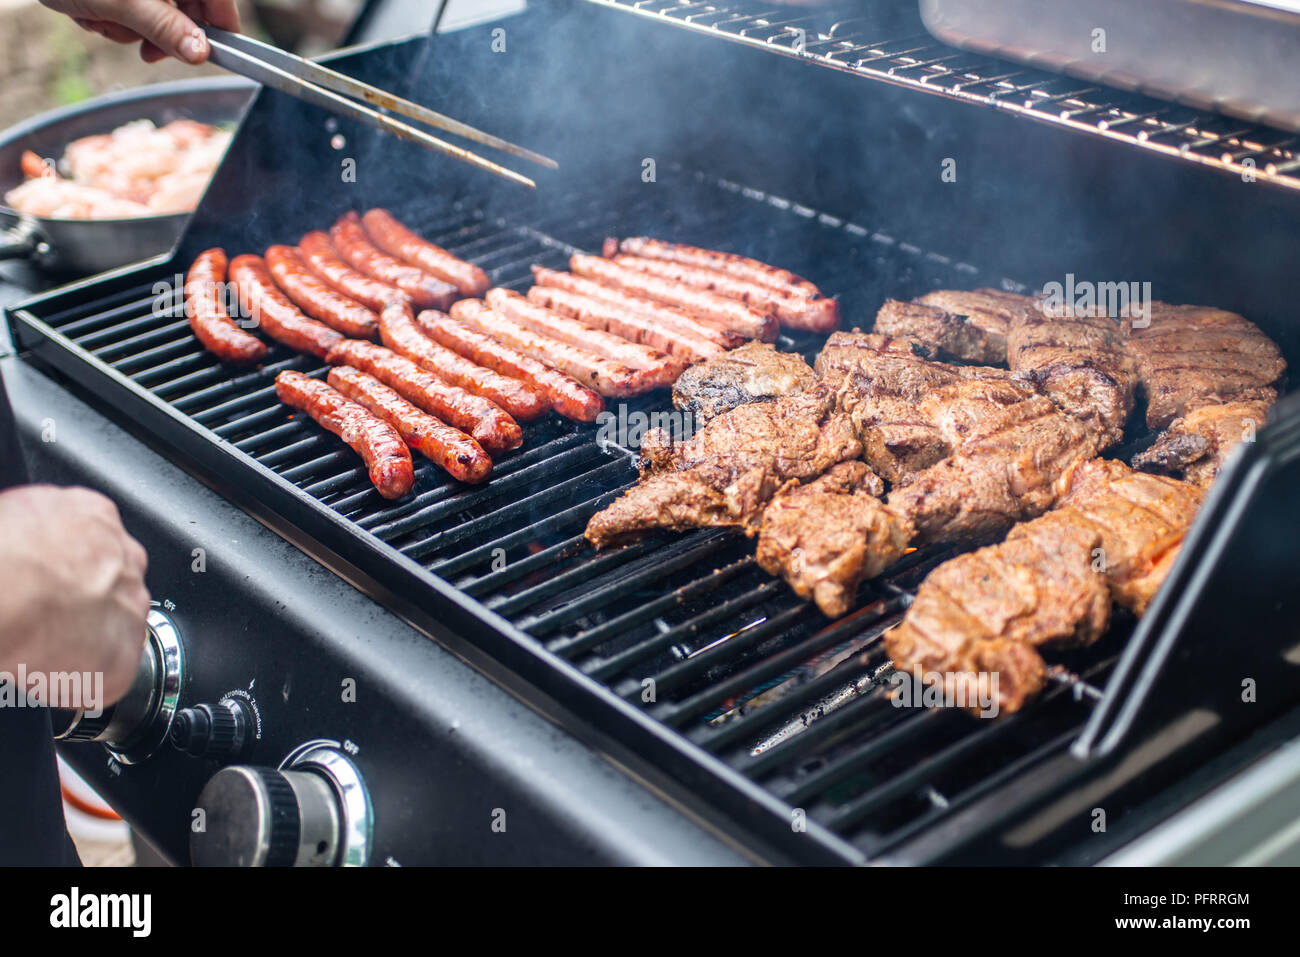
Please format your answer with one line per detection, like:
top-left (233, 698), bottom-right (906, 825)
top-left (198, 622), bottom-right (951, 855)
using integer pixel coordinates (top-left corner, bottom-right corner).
top-left (0, 77), bottom-right (256, 277)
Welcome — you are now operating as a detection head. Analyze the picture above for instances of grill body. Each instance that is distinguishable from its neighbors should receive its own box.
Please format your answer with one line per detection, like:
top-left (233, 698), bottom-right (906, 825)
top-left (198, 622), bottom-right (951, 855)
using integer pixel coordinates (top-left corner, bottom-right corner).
top-left (7, 0), bottom-right (1300, 864)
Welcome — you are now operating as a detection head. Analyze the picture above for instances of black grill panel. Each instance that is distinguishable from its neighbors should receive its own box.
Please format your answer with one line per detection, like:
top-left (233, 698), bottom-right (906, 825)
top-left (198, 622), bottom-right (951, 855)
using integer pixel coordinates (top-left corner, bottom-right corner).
top-left (16, 170), bottom-right (1112, 862)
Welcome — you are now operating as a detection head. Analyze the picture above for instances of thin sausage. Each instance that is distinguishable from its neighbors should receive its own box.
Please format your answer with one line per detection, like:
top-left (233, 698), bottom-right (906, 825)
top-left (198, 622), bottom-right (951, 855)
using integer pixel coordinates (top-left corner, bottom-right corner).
top-left (327, 365), bottom-right (492, 484)
top-left (326, 338), bottom-right (521, 454)
top-left (569, 253), bottom-right (777, 342)
top-left (265, 244), bottom-right (379, 339)
top-left (228, 254), bottom-right (345, 360)
top-left (530, 265), bottom-right (740, 349)
top-left (604, 237), bottom-right (823, 298)
top-left (416, 311), bottom-right (603, 423)
top-left (379, 301), bottom-right (547, 421)
top-left (526, 283), bottom-right (723, 363)
top-left (299, 230), bottom-right (408, 312)
top-left (184, 248), bottom-right (268, 363)
top-left (274, 370), bottom-right (414, 499)
top-left (485, 288), bottom-right (685, 387)
top-left (449, 299), bottom-right (648, 398)
top-left (330, 212), bottom-right (457, 311)
top-left (611, 254), bottom-right (839, 333)
top-left (361, 208), bottom-right (489, 297)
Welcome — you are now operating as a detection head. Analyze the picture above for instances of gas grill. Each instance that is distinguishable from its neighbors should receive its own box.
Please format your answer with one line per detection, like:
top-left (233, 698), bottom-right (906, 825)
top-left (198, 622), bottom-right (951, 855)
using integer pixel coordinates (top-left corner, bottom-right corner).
top-left (6, 0), bottom-right (1300, 865)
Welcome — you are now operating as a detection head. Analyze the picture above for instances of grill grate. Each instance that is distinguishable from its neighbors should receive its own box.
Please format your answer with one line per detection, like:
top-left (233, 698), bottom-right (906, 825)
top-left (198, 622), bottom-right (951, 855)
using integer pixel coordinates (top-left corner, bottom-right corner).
top-left (587, 0), bottom-right (1300, 192)
top-left (12, 170), bottom-right (1117, 863)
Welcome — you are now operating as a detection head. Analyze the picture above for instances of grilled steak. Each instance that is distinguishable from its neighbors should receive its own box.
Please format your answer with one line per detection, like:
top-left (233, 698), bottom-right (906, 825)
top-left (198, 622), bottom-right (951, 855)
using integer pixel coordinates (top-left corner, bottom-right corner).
top-left (672, 341), bottom-right (816, 425)
top-left (1132, 399), bottom-right (1271, 488)
top-left (872, 299), bottom-right (1001, 365)
top-left (584, 471), bottom-right (736, 549)
top-left (755, 462), bottom-right (910, 618)
top-left (813, 331), bottom-right (948, 389)
top-left (1122, 303), bottom-right (1285, 429)
top-left (585, 386), bottom-right (861, 546)
top-left (912, 288), bottom-right (1038, 361)
top-left (884, 509), bottom-right (1112, 716)
top-left (816, 332), bottom-right (1022, 482)
top-left (886, 395), bottom-right (1100, 544)
top-left (1055, 457), bottom-right (1204, 614)
top-left (886, 456), bottom-right (1203, 716)
top-left (1006, 307), bottom-right (1138, 448)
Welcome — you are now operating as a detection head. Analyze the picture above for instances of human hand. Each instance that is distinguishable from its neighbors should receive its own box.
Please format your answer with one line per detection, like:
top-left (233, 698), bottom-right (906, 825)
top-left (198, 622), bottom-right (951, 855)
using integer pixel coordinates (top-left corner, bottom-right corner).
top-left (39, 0), bottom-right (241, 65)
top-left (0, 485), bottom-right (150, 708)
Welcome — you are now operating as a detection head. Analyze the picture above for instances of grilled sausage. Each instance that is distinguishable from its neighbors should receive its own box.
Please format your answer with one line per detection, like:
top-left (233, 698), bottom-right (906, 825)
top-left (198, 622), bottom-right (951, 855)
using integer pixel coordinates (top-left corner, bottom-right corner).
top-left (449, 299), bottom-right (647, 398)
top-left (326, 338), bottom-right (522, 453)
top-left (265, 244), bottom-right (379, 339)
top-left (416, 312), bottom-right (603, 423)
top-left (568, 253), bottom-right (778, 342)
top-left (485, 288), bottom-right (686, 387)
top-left (228, 254), bottom-right (345, 359)
top-left (327, 365), bottom-right (492, 484)
top-left (526, 282), bottom-right (723, 363)
top-left (610, 254), bottom-right (839, 333)
top-left (299, 230), bottom-right (408, 312)
top-left (330, 212), bottom-right (457, 311)
top-left (361, 208), bottom-right (490, 297)
top-left (530, 266), bottom-right (741, 349)
top-left (274, 370), bottom-right (414, 499)
top-left (604, 237), bottom-right (823, 299)
top-left (378, 301), bottom-right (547, 421)
top-left (184, 248), bottom-right (268, 364)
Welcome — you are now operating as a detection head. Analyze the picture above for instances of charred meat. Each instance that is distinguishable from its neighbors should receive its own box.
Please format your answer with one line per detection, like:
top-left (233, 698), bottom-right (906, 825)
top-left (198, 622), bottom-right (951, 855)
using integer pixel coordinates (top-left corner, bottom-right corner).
top-left (755, 462), bottom-right (910, 618)
top-left (672, 341), bottom-right (816, 425)
top-left (884, 509), bottom-right (1112, 716)
top-left (1122, 303), bottom-right (1285, 429)
top-left (1055, 457), bottom-right (1204, 614)
top-left (585, 386), bottom-right (861, 546)
top-left (816, 332), bottom-right (1021, 483)
top-left (872, 299), bottom-right (1001, 365)
top-left (912, 288), bottom-right (1038, 361)
top-left (1132, 399), bottom-right (1271, 488)
top-left (886, 395), bottom-right (1100, 545)
top-left (1006, 307), bottom-right (1138, 448)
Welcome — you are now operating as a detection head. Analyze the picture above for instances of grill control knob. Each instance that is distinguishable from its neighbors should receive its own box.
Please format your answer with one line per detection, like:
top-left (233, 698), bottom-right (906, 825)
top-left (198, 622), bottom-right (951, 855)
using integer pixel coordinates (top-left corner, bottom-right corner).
top-left (170, 698), bottom-right (255, 759)
top-left (190, 746), bottom-right (372, 867)
top-left (52, 608), bottom-right (184, 764)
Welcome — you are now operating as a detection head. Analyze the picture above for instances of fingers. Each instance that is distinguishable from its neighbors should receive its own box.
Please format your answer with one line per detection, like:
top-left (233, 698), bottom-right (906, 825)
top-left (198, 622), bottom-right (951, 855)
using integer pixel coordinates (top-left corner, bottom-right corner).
top-left (74, 17), bottom-right (142, 44)
top-left (139, 40), bottom-right (167, 63)
top-left (184, 0), bottom-right (240, 32)
top-left (117, 0), bottom-right (209, 64)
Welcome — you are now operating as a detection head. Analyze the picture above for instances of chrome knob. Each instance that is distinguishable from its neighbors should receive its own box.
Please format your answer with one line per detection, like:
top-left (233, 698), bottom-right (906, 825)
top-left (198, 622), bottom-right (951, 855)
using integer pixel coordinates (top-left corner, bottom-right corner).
top-left (53, 607), bottom-right (184, 764)
top-left (190, 746), bottom-right (372, 867)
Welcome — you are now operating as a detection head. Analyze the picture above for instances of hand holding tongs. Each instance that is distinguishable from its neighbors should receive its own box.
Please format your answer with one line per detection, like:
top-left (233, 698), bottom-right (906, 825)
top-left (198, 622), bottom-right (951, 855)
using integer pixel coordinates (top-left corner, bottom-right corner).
top-left (202, 27), bottom-right (555, 189)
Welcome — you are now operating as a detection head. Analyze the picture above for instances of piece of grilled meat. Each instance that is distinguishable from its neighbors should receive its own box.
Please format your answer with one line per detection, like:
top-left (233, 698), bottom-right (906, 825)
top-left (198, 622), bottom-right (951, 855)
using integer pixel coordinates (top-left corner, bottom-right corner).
top-left (886, 457), bottom-right (1203, 717)
top-left (1132, 399), bottom-right (1271, 488)
top-left (1122, 303), bottom-right (1285, 430)
top-left (885, 509), bottom-right (1112, 716)
top-left (755, 462), bottom-right (910, 618)
top-left (886, 394), bottom-right (1100, 544)
top-left (912, 288), bottom-right (1038, 362)
top-left (1056, 457), bottom-right (1204, 614)
top-left (585, 385), bottom-right (861, 547)
top-left (671, 341), bottom-right (816, 425)
top-left (816, 332), bottom-right (1023, 483)
top-left (872, 299), bottom-right (1001, 365)
top-left (1006, 307), bottom-right (1138, 448)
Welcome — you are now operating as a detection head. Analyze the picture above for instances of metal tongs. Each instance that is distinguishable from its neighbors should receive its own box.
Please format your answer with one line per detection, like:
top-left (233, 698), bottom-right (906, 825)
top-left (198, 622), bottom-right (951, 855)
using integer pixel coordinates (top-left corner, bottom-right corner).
top-left (203, 27), bottom-right (555, 189)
